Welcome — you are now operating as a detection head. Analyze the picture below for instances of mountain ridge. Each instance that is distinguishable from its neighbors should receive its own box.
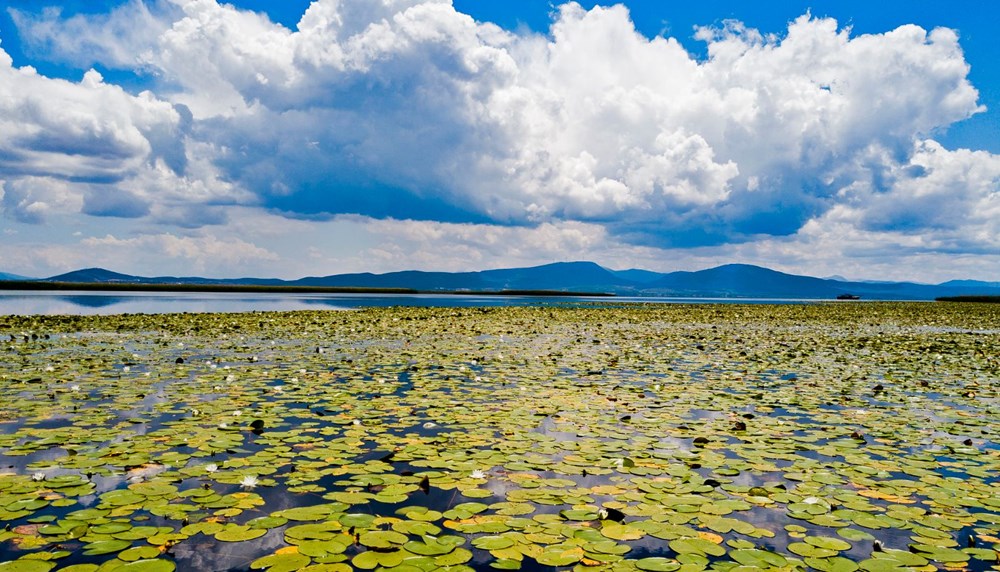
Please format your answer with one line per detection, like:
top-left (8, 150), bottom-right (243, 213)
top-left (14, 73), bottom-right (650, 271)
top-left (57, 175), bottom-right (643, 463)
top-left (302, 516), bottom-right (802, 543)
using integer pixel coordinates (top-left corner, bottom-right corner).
top-left (3, 262), bottom-right (1000, 300)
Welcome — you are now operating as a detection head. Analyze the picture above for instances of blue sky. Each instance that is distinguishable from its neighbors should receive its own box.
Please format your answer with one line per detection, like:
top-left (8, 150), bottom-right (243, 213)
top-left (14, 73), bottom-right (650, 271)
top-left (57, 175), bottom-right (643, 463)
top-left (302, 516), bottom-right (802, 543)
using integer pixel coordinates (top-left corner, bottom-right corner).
top-left (0, 0), bottom-right (997, 281)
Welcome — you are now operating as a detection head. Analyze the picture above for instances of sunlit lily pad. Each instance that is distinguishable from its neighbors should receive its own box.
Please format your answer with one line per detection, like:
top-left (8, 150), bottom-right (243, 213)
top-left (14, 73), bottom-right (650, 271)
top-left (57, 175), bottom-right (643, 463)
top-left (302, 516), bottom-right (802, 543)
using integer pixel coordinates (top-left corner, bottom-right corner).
top-left (215, 525), bottom-right (267, 542)
top-left (251, 552), bottom-right (312, 571)
top-left (2, 304), bottom-right (999, 572)
top-left (117, 560), bottom-right (176, 572)
top-left (634, 557), bottom-right (681, 571)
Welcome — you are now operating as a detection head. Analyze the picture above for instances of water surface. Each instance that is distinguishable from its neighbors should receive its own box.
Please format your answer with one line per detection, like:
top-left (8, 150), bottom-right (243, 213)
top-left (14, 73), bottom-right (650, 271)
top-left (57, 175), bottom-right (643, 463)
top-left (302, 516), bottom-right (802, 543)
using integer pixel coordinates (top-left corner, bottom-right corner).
top-left (0, 290), bottom-right (819, 315)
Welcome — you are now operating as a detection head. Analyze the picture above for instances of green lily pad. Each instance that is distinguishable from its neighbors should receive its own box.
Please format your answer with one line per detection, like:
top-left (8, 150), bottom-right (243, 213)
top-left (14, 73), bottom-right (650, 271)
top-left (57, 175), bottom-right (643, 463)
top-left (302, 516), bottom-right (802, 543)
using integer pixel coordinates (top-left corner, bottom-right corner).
top-left (215, 525), bottom-right (267, 542)
top-left (83, 539), bottom-right (133, 555)
top-left (473, 536), bottom-right (516, 550)
top-left (730, 549), bottom-right (788, 568)
top-left (0, 561), bottom-right (56, 572)
top-left (404, 536), bottom-right (463, 556)
top-left (600, 523), bottom-right (645, 541)
top-left (250, 552), bottom-right (312, 571)
top-left (118, 546), bottom-right (162, 561)
top-left (635, 557), bottom-right (681, 571)
top-left (535, 546), bottom-right (584, 566)
top-left (805, 536), bottom-right (852, 552)
top-left (669, 537), bottom-right (726, 557)
top-left (117, 560), bottom-right (177, 572)
top-left (352, 550), bottom-right (405, 569)
top-left (358, 530), bottom-right (408, 548)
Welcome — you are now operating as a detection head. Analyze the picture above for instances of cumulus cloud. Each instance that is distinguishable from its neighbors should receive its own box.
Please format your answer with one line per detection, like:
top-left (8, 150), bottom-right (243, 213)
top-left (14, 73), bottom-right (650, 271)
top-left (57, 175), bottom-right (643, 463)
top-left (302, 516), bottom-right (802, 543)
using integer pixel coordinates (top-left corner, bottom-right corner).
top-left (1, 176), bottom-right (84, 223)
top-left (8, 1), bottom-right (179, 70)
top-left (0, 37), bottom-right (250, 223)
top-left (2, 0), bottom-right (998, 280)
top-left (0, 62), bottom-right (176, 183)
top-left (855, 140), bottom-right (1000, 240)
top-left (361, 218), bottom-right (609, 271)
top-left (88, 0), bottom-right (984, 241)
top-left (82, 233), bottom-right (279, 274)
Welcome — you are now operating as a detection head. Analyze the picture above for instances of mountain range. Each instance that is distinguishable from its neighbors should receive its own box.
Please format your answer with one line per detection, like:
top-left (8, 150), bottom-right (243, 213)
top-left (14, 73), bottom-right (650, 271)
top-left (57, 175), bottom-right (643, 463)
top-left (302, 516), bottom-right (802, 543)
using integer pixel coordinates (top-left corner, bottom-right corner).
top-left (3, 262), bottom-right (999, 300)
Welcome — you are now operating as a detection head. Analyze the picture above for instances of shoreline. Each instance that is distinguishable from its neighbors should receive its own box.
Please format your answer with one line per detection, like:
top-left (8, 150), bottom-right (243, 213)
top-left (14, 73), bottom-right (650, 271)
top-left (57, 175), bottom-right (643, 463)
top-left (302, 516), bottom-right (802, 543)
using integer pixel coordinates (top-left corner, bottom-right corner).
top-left (0, 280), bottom-right (615, 297)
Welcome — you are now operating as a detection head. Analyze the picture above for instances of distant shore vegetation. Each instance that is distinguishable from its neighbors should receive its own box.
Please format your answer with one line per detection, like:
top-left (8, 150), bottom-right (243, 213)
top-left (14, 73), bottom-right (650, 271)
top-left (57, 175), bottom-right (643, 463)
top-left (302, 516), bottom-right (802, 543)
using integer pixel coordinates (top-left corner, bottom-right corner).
top-left (0, 280), bottom-right (613, 297)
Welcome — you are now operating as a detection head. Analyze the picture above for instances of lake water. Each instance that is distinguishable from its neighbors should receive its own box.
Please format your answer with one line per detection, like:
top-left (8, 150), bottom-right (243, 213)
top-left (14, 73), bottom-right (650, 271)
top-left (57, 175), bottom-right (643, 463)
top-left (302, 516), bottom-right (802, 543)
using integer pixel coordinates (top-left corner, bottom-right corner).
top-left (0, 290), bottom-right (818, 315)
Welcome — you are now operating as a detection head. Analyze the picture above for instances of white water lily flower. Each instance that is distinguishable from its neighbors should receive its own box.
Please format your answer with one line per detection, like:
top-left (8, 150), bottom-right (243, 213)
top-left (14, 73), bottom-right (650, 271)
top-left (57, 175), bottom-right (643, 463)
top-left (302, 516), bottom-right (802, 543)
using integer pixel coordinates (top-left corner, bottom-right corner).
top-left (219, 423), bottom-right (228, 429)
top-left (70, 385), bottom-right (80, 392)
top-left (614, 458), bottom-right (625, 469)
top-left (205, 464), bottom-right (218, 473)
top-left (240, 475), bottom-right (259, 489)
top-left (598, 508), bottom-right (609, 519)
top-left (273, 386), bottom-right (284, 393)
top-left (122, 366), bottom-right (130, 372)
top-left (422, 422), bottom-right (437, 429)
top-left (352, 419), bottom-right (362, 426)
top-left (470, 469), bottom-right (486, 479)
top-left (225, 374), bottom-right (235, 382)
top-left (803, 497), bottom-right (821, 504)
top-left (45, 366), bottom-right (54, 372)
top-left (32, 472), bottom-right (45, 482)
top-left (232, 410), bottom-right (242, 416)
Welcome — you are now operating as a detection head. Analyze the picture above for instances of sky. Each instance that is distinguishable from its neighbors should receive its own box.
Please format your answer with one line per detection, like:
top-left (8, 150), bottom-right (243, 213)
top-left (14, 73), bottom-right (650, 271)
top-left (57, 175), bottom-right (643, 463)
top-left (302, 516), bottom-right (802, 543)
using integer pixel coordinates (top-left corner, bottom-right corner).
top-left (0, 0), bottom-right (998, 282)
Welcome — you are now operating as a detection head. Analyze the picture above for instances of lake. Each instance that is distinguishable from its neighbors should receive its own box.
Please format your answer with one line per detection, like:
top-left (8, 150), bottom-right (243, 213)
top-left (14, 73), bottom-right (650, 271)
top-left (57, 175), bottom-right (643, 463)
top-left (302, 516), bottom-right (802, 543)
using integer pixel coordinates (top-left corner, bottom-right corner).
top-left (1, 304), bottom-right (997, 571)
top-left (0, 290), bottom-right (822, 315)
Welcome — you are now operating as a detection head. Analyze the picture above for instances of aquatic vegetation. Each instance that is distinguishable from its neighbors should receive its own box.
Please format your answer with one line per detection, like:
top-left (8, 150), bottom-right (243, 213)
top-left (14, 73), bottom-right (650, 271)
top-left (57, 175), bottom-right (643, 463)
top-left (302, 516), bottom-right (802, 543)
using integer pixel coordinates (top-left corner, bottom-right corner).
top-left (0, 302), bottom-right (998, 571)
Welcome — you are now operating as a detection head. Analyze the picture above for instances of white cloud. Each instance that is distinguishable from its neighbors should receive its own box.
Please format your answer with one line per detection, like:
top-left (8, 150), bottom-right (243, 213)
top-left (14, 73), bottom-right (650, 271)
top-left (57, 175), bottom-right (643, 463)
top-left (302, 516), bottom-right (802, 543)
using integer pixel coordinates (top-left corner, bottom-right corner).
top-left (1, 176), bottom-right (85, 223)
top-left (100, 1), bottom-right (983, 235)
top-left (0, 63), bottom-right (178, 182)
top-left (81, 233), bottom-right (279, 275)
top-left (0, 36), bottom-right (253, 224)
top-left (855, 140), bottom-right (1000, 239)
top-left (9, 1), bottom-right (178, 70)
top-left (361, 218), bottom-right (608, 271)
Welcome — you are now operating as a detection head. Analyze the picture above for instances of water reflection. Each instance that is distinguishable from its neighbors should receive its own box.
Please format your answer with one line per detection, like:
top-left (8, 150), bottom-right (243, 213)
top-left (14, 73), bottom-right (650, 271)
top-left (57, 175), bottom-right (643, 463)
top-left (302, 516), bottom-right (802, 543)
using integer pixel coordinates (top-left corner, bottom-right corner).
top-left (0, 290), bottom-right (817, 315)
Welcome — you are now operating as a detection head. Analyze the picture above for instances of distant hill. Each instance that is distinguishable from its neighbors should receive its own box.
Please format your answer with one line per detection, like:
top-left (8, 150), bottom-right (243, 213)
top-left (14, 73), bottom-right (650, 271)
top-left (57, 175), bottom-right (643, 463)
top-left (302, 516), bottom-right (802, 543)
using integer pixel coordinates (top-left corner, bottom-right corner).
top-left (609, 268), bottom-right (665, 283)
top-left (17, 262), bottom-right (1000, 300)
top-left (45, 267), bottom-right (286, 287)
top-left (642, 264), bottom-right (957, 300)
top-left (646, 264), bottom-right (846, 298)
top-left (293, 262), bottom-right (632, 292)
top-left (46, 268), bottom-right (147, 283)
top-left (0, 272), bottom-right (33, 281)
top-left (939, 279), bottom-right (1000, 289)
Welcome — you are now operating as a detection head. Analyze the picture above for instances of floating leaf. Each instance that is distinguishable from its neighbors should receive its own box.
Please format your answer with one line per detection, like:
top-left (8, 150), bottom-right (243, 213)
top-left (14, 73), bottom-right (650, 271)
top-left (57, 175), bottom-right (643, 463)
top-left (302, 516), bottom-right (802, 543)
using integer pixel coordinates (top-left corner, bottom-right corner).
top-left (669, 537), bottom-right (726, 557)
top-left (358, 530), bottom-right (408, 549)
top-left (215, 525), bottom-right (267, 542)
top-left (635, 557), bottom-right (681, 571)
top-left (83, 539), bottom-right (133, 555)
top-left (250, 552), bottom-right (311, 571)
